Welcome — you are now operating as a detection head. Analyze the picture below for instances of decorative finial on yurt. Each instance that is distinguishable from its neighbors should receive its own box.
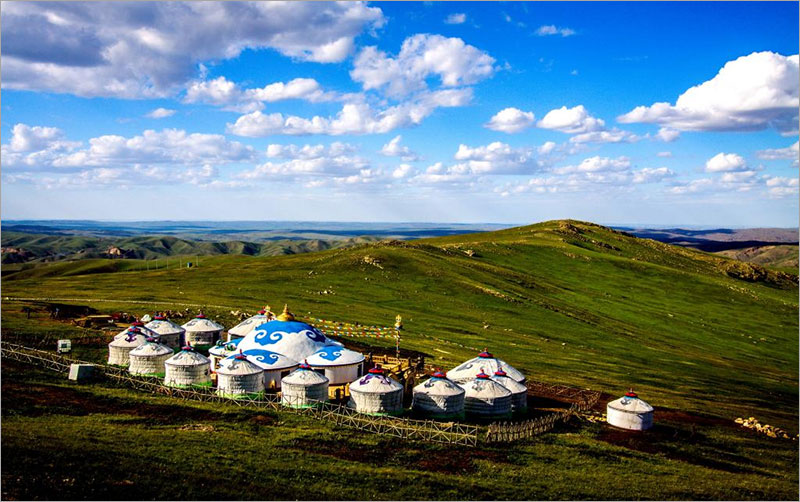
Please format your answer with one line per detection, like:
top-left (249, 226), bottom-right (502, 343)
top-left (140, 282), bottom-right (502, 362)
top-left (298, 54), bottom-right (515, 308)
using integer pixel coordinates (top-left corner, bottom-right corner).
top-left (196, 310), bottom-right (206, 319)
top-left (625, 388), bottom-right (638, 398)
top-left (277, 304), bottom-right (295, 321)
top-left (394, 315), bottom-right (403, 330)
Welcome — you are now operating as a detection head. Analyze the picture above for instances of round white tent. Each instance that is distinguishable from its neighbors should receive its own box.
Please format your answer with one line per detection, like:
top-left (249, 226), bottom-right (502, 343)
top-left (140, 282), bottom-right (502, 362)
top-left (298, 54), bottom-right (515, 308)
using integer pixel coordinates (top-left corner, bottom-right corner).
top-left (281, 361), bottom-right (330, 408)
top-left (128, 337), bottom-right (173, 376)
top-left (216, 353), bottom-right (265, 398)
top-left (305, 345), bottom-right (365, 386)
top-left (348, 366), bottom-right (404, 416)
top-left (164, 346), bottom-right (212, 388)
top-left (227, 308), bottom-right (272, 342)
top-left (462, 370), bottom-right (513, 420)
top-left (412, 370), bottom-right (465, 419)
top-left (144, 314), bottom-right (185, 348)
top-left (208, 338), bottom-right (243, 371)
top-left (491, 369), bottom-right (528, 413)
top-left (108, 328), bottom-right (147, 366)
top-left (447, 350), bottom-right (526, 384)
top-left (238, 348), bottom-right (298, 390)
top-left (114, 321), bottom-right (159, 342)
top-left (607, 391), bottom-right (654, 431)
top-left (181, 313), bottom-right (224, 352)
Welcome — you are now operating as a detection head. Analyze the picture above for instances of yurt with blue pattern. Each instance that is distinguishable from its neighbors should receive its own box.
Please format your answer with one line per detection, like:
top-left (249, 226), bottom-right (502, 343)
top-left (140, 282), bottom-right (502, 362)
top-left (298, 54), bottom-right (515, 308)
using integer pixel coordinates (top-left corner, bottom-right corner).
top-left (305, 345), bottom-right (365, 385)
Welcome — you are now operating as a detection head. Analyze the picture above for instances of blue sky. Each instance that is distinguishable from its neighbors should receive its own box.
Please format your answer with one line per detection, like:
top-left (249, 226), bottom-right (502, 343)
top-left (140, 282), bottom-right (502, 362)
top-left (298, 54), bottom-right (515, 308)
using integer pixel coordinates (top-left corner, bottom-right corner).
top-left (1, 1), bottom-right (798, 226)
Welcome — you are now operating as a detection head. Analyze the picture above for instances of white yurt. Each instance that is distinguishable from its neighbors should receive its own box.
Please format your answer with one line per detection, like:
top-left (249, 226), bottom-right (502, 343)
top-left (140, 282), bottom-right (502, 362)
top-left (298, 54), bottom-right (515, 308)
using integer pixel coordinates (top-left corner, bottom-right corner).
top-left (164, 346), bottom-right (212, 388)
top-left (447, 350), bottom-right (526, 384)
top-left (128, 337), bottom-right (173, 376)
top-left (491, 369), bottom-right (528, 413)
top-left (234, 305), bottom-right (341, 364)
top-left (305, 345), bottom-right (365, 386)
top-left (462, 370), bottom-right (513, 420)
top-left (348, 366), bottom-right (404, 416)
top-left (181, 313), bottom-right (224, 351)
top-left (238, 348), bottom-right (299, 390)
top-left (107, 328), bottom-right (148, 366)
top-left (412, 370), bottom-right (465, 419)
top-left (216, 353), bottom-right (265, 398)
top-left (144, 314), bottom-right (185, 348)
top-left (607, 390), bottom-right (654, 431)
top-left (114, 321), bottom-right (159, 342)
top-left (281, 361), bottom-right (330, 409)
top-left (208, 338), bottom-right (243, 371)
top-left (227, 308), bottom-right (273, 342)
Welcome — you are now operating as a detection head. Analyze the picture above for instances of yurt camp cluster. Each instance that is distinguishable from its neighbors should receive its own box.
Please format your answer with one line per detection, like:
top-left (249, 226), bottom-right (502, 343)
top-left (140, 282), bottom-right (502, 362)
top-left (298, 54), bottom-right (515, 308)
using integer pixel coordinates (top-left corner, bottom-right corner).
top-left (108, 305), bottom-right (654, 429)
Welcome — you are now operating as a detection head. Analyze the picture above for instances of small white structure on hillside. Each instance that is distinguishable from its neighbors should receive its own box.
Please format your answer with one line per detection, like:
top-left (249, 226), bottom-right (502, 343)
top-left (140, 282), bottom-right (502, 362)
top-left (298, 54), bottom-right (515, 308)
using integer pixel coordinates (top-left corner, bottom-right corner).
top-left (447, 350), bottom-right (526, 384)
top-left (491, 369), bottom-right (528, 413)
top-left (227, 308), bottom-right (273, 342)
top-left (107, 327), bottom-right (147, 366)
top-left (216, 353), bottom-right (265, 398)
top-left (281, 361), bottom-right (330, 408)
top-left (305, 345), bottom-right (365, 386)
top-left (348, 366), bottom-right (404, 416)
top-left (164, 346), bottom-right (211, 388)
top-left (412, 370), bottom-right (465, 419)
top-left (462, 370), bottom-right (513, 419)
top-left (607, 390), bottom-right (654, 431)
top-left (144, 314), bottom-right (185, 348)
top-left (181, 313), bottom-right (224, 351)
top-left (128, 337), bottom-right (172, 376)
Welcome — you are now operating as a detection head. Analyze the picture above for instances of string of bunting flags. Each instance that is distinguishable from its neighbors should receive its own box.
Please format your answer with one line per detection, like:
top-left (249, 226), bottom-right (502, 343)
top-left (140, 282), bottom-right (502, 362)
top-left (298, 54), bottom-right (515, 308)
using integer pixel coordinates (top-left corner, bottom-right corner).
top-left (300, 316), bottom-right (400, 340)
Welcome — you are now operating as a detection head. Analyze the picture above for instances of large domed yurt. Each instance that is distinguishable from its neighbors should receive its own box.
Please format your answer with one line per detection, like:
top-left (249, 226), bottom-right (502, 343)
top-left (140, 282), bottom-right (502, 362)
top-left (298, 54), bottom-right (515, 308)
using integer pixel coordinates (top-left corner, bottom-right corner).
top-left (128, 337), bottom-right (173, 376)
top-left (281, 361), bottom-right (330, 408)
top-left (305, 345), bottom-right (365, 386)
top-left (108, 328), bottom-right (148, 366)
top-left (462, 370), bottom-right (513, 420)
top-left (607, 390), bottom-right (654, 431)
top-left (227, 308), bottom-right (273, 342)
top-left (209, 338), bottom-right (243, 371)
top-left (181, 312), bottom-right (224, 352)
top-left (216, 353), bottom-right (265, 398)
top-left (144, 314), bottom-right (185, 348)
top-left (447, 350), bottom-right (526, 384)
top-left (348, 366), bottom-right (404, 416)
top-left (412, 370), bottom-right (465, 419)
top-left (164, 346), bottom-right (212, 388)
top-left (491, 369), bottom-right (528, 413)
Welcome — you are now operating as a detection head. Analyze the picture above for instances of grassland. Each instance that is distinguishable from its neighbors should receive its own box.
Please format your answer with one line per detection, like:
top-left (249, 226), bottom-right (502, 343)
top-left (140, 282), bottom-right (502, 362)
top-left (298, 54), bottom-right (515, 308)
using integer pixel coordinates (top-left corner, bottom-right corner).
top-left (2, 219), bottom-right (798, 500)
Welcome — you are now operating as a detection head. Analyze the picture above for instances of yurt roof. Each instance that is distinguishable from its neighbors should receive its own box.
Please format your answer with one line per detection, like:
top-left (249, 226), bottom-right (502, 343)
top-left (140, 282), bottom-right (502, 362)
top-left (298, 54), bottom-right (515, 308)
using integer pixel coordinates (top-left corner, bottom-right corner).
top-left (115, 325), bottom-right (158, 340)
top-left (282, 362), bottom-right (330, 385)
top-left (181, 314), bottom-right (225, 332)
top-left (238, 348), bottom-right (298, 371)
top-left (349, 367), bottom-right (403, 393)
top-left (446, 350), bottom-right (526, 383)
top-left (305, 345), bottom-right (365, 367)
top-left (166, 347), bottom-right (210, 366)
top-left (130, 339), bottom-right (172, 357)
top-left (145, 317), bottom-right (185, 335)
top-left (607, 391), bottom-right (654, 413)
top-left (461, 372), bottom-right (513, 399)
top-left (235, 313), bottom-right (336, 363)
top-left (413, 372), bottom-right (465, 397)
top-left (228, 313), bottom-right (270, 336)
top-left (209, 338), bottom-right (242, 357)
top-left (109, 330), bottom-right (148, 348)
top-left (490, 371), bottom-right (528, 394)
top-left (217, 354), bottom-right (263, 376)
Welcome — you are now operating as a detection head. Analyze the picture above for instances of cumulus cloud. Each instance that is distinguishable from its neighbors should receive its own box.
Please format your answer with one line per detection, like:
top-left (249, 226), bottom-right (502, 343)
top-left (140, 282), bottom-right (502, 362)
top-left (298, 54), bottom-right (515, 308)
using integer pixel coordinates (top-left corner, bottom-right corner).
top-left (569, 128), bottom-right (639, 144)
top-left (1, 124), bottom-right (81, 168)
top-left (632, 167), bottom-right (675, 184)
top-left (1, 1), bottom-right (385, 98)
top-left (444, 13), bottom-right (466, 25)
top-left (350, 34), bottom-right (495, 98)
top-left (618, 51), bottom-right (799, 134)
top-left (184, 76), bottom-right (340, 112)
top-left (146, 108), bottom-right (176, 119)
top-left (656, 127), bottom-right (680, 142)
top-left (535, 25), bottom-right (576, 37)
top-left (756, 141), bottom-right (799, 161)
top-left (239, 142), bottom-right (367, 179)
top-left (764, 176), bottom-right (799, 197)
top-left (553, 156), bottom-right (631, 175)
top-left (485, 107), bottom-right (535, 133)
top-left (656, 151), bottom-right (673, 158)
top-left (380, 135), bottom-right (420, 161)
top-left (453, 142), bottom-right (541, 174)
top-left (705, 152), bottom-right (748, 173)
top-left (392, 163), bottom-right (415, 179)
top-left (537, 105), bottom-right (605, 134)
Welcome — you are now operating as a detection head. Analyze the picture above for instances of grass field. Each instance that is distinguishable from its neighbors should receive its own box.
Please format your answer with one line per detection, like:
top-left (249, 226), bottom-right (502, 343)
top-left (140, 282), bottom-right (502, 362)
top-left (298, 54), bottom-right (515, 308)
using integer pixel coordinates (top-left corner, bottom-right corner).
top-left (2, 220), bottom-right (798, 500)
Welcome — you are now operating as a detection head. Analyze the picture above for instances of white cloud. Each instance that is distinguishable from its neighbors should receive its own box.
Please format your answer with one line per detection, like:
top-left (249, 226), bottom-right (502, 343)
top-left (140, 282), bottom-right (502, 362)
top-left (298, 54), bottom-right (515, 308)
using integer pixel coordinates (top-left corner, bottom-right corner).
top-left (184, 76), bottom-right (244, 107)
top-left (266, 142), bottom-right (357, 159)
top-left (246, 78), bottom-right (336, 103)
top-left (484, 107), bottom-right (535, 133)
top-left (453, 142), bottom-right (540, 174)
top-left (632, 167), bottom-right (675, 184)
top-left (146, 108), bottom-right (176, 119)
top-left (656, 151), bottom-right (673, 158)
top-left (705, 152), bottom-right (748, 173)
top-left (535, 25), bottom-right (576, 37)
top-left (380, 135), bottom-right (420, 161)
top-left (538, 141), bottom-right (558, 155)
top-left (1, 1), bottom-right (384, 98)
top-left (668, 178), bottom-right (714, 194)
top-left (554, 156), bottom-right (631, 175)
top-left (537, 105), bottom-right (605, 134)
top-left (764, 176), bottom-right (799, 197)
top-left (618, 51), bottom-right (799, 134)
top-left (350, 34), bottom-right (495, 98)
top-left (656, 127), bottom-right (680, 142)
top-left (569, 128), bottom-right (639, 144)
top-left (184, 76), bottom-right (339, 112)
top-left (392, 163), bottom-right (415, 179)
top-left (444, 13), bottom-right (466, 25)
top-left (239, 143), bottom-right (367, 179)
top-left (756, 141), bottom-right (799, 161)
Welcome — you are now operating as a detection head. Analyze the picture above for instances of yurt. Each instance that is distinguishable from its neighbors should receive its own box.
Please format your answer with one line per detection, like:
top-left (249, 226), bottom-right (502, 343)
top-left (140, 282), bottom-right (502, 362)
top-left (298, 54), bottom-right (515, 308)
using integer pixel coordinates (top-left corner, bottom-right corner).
top-left (181, 312), bottom-right (224, 352)
top-left (305, 345), bottom-right (365, 386)
top-left (114, 322), bottom-right (159, 342)
top-left (164, 346), bottom-right (212, 388)
top-left (235, 305), bottom-right (341, 363)
top-left (491, 369), bottom-right (528, 413)
top-left (412, 370), bottom-right (465, 419)
top-left (447, 350), bottom-right (526, 384)
top-left (107, 328), bottom-right (147, 366)
top-left (209, 338), bottom-right (242, 371)
top-left (144, 314), bottom-right (185, 348)
top-left (216, 353), bottom-right (265, 398)
top-left (227, 308), bottom-right (273, 342)
top-left (280, 361), bottom-right (330, 408)
top-left (606, 390), bottom-right (654, 431)
top-left (462, 370), bottom-right (513, 420)
top-left (348, 366), bottom-right (404, 416)
top-left (128, 337), bottom-right (173, 376)
top-left (238, 348), bottom-right (299, 390)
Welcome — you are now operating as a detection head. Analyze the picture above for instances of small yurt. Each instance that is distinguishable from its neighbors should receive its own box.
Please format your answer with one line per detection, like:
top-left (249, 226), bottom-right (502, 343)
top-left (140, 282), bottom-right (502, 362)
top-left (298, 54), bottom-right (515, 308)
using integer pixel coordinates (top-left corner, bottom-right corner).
top-left (128, 337), bottom-right (173, 376)
top-left (144, 314), bottom-right (185, 348)
top-left (208, 338), bottom-right (242, 371)
top-left (447, 350), bottom-right (526, 384)
top-left (181, 312), bottom-right (224, 352)
top-left (348, 366), bottom-right (404, 416)
top-left (114, 322), bottom-right (159, 342)
top-left (607, 390), bottom-right (654, 431)
top-left (227, 308), bottom-right (273, 342)
top-left (216, 353), bottom-right (265, 398)
top-left (412, 370), bottom-right (465, 419)
top-left (281, 361), bottom-right (330, 408)
top-left (107, 328), bottom-right (147, 366)
top-left (239, 348), bottom-right (299, 390)
top-left (462, 370), bottom-right (513, 420)
top-left (491, 369), bottom-right (528, 413)
top-left (164, 346), bottom-right (212, 388)
top-left (305, 345), bottom-right (365, 386)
